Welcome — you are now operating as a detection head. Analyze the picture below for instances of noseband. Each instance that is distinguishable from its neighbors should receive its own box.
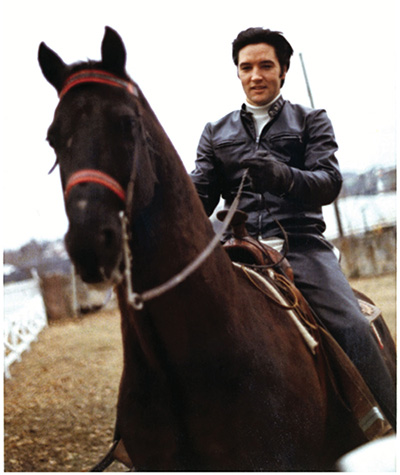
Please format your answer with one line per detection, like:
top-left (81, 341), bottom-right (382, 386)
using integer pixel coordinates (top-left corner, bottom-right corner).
top-left (65, 169), bottom-right (126, 201)
top-left (60, 70), bottom-right (139, 202)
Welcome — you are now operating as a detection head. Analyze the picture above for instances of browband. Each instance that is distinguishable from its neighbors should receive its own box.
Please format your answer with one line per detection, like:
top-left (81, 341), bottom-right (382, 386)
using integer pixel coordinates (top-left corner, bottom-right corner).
top-left (59, 69), bottom-right (138, 99)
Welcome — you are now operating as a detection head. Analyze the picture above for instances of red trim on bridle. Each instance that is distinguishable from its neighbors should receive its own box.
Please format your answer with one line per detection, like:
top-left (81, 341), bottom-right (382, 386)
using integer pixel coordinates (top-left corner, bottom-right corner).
top-left (65, 169), bottom-right (126, 202)
top-left (59, 69), bottom-right (138, 99)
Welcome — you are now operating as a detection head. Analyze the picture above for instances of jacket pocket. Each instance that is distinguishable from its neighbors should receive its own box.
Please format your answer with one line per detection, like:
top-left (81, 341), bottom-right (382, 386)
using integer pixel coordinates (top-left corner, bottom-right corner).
top-left (269, 133), bottom-right (303, 142)
top-left (267, 133), bottom-right (304, 165)
top-left (214, 139), bottom-right (252, 175)
top-left (214, 139), bottom-right (247, 149)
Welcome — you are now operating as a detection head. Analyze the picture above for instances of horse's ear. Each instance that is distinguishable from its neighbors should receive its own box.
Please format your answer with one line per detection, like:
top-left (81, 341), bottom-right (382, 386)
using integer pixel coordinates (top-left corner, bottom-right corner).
top-left (38, 42), bottom-right (68, 92)
top-left (101, 26), bottom-right (127, 75)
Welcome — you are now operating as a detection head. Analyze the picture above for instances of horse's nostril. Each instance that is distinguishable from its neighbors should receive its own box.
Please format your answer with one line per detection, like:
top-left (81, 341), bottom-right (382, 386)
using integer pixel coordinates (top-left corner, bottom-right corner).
top-left (100, 228), bottom-right (117, 249)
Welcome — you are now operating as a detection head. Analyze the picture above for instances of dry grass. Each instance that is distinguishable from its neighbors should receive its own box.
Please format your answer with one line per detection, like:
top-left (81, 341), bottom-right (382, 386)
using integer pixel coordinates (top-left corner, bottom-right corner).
top-left (4, 310), bottom-right (125, 472)
top-left (4, 273), bottom-right (396, 472)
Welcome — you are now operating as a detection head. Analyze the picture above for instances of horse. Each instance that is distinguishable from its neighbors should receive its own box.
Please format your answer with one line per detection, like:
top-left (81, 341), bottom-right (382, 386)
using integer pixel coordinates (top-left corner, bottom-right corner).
top-left (38, 26), bottom-right (381, 471)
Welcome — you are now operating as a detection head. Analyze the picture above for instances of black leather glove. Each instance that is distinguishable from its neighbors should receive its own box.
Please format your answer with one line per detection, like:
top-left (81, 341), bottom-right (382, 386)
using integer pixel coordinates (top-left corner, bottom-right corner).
top-left (245, 151), bottom-right (294, 196)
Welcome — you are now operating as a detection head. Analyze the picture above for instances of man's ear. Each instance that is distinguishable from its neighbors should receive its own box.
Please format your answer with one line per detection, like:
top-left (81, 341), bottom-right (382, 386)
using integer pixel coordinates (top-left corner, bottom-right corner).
top-left (280, 66), bottom-right (288, 80)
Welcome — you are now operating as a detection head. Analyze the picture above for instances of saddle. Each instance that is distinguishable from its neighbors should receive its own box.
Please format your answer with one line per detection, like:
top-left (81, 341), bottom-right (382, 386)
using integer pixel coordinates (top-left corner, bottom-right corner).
top-left (217, 209), bottom-right (395, 440)
top-left (216, 210), bottom-right (294, 281)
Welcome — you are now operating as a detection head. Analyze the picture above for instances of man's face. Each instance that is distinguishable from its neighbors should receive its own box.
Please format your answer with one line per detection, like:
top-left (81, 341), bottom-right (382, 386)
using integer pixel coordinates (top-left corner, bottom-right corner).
top-left (237, 43), bottom-right (286, 106)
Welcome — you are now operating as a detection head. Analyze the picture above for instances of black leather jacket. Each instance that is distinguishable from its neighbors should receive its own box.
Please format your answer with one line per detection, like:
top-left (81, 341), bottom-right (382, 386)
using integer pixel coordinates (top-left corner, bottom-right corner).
top-left (190, 96), bottom-right (343, 239)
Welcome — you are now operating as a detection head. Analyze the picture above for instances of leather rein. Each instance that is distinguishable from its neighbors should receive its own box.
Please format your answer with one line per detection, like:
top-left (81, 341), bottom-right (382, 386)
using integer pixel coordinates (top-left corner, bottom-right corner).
top-left (60, 69), bottom-right (248, 311)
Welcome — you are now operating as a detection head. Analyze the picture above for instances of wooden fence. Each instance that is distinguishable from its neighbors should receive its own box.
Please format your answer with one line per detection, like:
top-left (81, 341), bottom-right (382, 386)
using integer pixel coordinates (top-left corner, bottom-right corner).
top-left (333, 225), bottom-right (396, 278)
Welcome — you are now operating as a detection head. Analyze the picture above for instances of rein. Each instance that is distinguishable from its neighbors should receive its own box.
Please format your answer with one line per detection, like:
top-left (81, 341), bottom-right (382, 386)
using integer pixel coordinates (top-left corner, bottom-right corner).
top-left (121, 170), bottom-right (249, 310)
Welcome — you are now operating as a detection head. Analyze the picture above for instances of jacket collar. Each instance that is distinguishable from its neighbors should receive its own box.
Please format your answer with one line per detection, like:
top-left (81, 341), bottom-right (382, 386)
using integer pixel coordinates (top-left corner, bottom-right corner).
top-left (268, 95), bottom-right (285, 118)
top-left (240, 95), bottom-right (285, 119)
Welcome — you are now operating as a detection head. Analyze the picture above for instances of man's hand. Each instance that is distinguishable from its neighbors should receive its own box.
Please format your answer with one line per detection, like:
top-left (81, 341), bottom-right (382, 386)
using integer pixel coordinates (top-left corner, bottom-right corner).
top-left (245, 151), bottom-right (293, 196)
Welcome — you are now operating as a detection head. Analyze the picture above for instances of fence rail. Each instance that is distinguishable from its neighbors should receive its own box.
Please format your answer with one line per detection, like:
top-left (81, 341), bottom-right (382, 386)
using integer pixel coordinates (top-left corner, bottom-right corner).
top-left (4, 273), bottom-right (47, 379)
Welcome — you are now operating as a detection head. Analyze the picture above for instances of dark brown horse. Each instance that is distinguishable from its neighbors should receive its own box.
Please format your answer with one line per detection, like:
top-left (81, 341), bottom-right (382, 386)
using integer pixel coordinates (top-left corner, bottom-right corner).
top-left (38, 27), bottom-right (375, 471)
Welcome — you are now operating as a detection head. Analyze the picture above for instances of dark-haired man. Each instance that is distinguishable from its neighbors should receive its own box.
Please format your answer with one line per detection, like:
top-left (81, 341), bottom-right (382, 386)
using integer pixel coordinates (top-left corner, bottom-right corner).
top-left (190, 27), bottom-right (396, 428)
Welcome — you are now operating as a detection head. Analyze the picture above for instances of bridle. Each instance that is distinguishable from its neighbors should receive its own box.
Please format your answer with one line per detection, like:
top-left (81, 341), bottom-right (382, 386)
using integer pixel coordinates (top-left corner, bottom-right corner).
top-left (59, 69), bottom-right (248, 311)
top-left (62, 69), bottom-right (138, 204)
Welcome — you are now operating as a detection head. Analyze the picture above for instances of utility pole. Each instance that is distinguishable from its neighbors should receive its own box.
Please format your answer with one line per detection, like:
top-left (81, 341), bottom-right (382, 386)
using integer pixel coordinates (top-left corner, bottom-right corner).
top-left (299, 53), bottom-right (344, 238)
top-left (299, 53), bottom-right (315, 108)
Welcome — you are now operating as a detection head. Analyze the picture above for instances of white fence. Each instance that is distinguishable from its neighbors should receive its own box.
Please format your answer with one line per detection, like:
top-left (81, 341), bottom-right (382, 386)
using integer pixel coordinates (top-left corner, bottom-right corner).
top-left (4, 273), bottom-right (47, 378)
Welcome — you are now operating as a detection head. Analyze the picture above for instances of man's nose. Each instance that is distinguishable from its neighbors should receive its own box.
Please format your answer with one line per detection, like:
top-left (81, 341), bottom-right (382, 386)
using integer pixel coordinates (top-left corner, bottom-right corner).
top-left (251, 67), bottom-right (262, 81)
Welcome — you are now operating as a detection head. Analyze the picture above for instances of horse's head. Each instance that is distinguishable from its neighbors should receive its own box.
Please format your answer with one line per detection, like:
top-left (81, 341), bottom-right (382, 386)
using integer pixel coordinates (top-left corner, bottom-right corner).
top-left (38, 27), bottom-right (157, 285)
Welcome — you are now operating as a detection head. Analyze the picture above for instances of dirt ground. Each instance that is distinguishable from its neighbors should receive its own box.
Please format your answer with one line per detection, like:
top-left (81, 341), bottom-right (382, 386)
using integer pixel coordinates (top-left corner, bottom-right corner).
top-left (4, 273), bottom-right (396, 472)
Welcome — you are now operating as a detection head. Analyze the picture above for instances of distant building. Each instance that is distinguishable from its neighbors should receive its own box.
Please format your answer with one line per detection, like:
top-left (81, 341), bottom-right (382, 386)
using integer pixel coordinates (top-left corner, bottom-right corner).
top-left (340, 166), bottom-right (396, 197)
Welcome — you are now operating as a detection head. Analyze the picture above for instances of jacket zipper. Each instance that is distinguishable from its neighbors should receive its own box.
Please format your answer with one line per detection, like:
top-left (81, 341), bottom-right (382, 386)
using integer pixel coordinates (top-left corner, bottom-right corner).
top-left (243, 109), bottom-right (271, 239)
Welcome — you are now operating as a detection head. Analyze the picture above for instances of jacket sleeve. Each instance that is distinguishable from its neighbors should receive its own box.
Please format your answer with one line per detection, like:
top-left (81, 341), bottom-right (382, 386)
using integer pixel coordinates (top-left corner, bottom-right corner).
top-left (286, 109), bottom-right (342, 206)
top-left (189, 123), bottom-right (222, 216)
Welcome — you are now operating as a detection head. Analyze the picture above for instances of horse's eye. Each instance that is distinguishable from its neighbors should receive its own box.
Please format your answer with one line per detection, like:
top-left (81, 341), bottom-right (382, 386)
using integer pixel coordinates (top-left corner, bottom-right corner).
top-left (46, 135), bottom-right (56, 149)
top-left (46, 126), bottom-right (60, 149)
top-left (120, 116), bottom-right (137, 137)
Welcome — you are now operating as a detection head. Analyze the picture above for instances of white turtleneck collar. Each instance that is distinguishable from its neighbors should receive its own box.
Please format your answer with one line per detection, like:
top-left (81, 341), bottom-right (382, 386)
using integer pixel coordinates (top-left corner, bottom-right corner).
top-left (245, 93), bottom-right (282, 138)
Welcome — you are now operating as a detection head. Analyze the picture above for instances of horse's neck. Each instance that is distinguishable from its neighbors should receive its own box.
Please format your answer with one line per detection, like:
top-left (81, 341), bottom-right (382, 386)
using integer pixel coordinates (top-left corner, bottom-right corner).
top-left (120, 131), bottom-right (244, 369)
top-left (129, 150), bottom-right (221, 292)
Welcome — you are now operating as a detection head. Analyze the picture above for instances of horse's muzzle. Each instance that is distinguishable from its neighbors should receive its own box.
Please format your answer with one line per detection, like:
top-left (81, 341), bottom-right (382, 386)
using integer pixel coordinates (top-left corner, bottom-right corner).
top-left (65, 217), bottom-right (124, 285)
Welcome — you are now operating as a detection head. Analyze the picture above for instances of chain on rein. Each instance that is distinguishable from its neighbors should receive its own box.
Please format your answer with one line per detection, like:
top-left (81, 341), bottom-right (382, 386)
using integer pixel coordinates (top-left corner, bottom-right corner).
top-left (58, 69), bottom-right (249, 311)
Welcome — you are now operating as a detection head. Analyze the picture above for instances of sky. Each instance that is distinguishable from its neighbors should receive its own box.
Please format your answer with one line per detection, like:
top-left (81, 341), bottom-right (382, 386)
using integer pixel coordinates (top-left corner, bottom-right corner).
top-left (0, 0), bottom-right (398, 250)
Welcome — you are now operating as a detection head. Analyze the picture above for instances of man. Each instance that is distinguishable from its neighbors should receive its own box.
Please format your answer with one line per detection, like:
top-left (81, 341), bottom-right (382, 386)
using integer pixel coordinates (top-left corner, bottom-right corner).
top-left (190, 27), bottom-right (396, 428)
